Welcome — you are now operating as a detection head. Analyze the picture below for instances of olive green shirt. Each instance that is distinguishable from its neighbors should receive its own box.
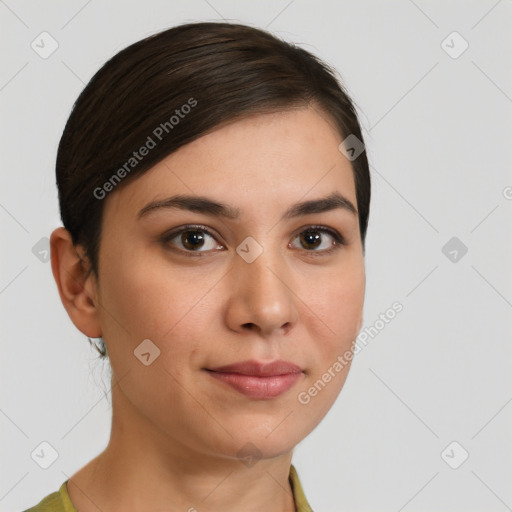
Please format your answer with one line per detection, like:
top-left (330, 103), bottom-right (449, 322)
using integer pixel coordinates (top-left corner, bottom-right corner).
top-left (23, 464), bottom-right (313, 511)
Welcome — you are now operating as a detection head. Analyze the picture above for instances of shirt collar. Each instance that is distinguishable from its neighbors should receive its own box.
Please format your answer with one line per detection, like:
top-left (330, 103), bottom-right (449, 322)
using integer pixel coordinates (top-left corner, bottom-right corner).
top-left (61, 464), bottom-right (314, 512)
top-left (289, 464), bottom-right (314, 511)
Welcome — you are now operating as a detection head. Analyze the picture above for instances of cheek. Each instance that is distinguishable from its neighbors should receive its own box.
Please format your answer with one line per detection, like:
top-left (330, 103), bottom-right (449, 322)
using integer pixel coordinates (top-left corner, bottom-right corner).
top-left (296, 258), bottom-right (364, 408)
top-left (95, 260), bottom-right (219, 412)
top-left (302, 259), bottom-right (365, 343)
top-left (97, 255), bottom-right (222, 362)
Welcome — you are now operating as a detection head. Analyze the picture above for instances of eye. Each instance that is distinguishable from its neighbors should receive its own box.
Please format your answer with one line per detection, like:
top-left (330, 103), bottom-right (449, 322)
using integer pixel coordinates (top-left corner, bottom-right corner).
top-left (289, 226), bottom-right (345, 253)
top-left (162, 226), bottom-right (224, 254)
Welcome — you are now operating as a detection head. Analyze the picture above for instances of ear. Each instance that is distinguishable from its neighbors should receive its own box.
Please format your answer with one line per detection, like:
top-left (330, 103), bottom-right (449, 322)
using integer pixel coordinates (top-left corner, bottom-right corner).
top-left (50, 227), bottom-right (102, 338)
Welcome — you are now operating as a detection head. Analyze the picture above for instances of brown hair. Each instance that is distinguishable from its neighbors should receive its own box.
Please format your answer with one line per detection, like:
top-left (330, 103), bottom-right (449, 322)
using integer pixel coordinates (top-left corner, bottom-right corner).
top-left (57, 20), bottom-right (371, 291)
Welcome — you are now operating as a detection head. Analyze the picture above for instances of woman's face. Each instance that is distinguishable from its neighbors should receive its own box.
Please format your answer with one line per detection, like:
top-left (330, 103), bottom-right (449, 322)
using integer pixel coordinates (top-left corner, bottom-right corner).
top-left (92, 107), bottom-right (365, 461)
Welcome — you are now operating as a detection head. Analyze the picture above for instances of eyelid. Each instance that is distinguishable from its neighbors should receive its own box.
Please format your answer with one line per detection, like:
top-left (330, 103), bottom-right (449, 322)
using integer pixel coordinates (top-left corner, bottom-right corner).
top-left (290, 224), bottom-right (346, 244)
top-left (288, 225), bottom-right (346, 257)
top-left (160, 224), bottom-right (225, 255)
top-left (160, 223), bottom-right (346, 257)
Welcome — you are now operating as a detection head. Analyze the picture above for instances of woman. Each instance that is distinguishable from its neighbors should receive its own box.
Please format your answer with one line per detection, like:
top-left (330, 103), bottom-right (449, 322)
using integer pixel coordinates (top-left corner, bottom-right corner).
top-left (25, 21), bottom-right (370, 512)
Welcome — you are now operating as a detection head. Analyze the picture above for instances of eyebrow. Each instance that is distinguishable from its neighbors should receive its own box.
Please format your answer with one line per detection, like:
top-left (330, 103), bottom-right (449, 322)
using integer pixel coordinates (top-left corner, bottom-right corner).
top-left (137, 191), bottom-right (357, 220)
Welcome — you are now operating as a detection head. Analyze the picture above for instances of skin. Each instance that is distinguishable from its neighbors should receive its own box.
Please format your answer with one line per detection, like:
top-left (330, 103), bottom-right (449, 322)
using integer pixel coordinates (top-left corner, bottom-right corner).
top-left (50, 106), bottom-right (366, 512)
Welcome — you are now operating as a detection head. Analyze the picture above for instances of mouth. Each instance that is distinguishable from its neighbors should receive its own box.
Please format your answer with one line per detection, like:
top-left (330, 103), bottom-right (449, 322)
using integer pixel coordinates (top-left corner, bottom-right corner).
top-left (204, 359), bottom-right (304, 399)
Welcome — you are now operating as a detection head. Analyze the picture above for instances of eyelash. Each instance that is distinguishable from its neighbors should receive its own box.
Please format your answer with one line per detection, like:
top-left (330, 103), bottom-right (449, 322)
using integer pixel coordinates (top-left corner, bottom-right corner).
top-left (160, 224), bottom-right (346, 258)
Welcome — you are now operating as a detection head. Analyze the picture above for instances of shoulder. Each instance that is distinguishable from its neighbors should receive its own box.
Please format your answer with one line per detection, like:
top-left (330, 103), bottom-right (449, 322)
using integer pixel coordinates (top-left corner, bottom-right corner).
top-left (22, 482), bottom-right (76, 512)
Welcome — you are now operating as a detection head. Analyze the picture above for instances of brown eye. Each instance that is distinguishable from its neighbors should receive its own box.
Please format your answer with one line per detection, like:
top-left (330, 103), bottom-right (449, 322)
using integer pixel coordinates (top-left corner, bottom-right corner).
top-left (181, 230), bottom-right (207, 250)
top-left (163, 226), bottom-right (224, 253)
top-left (299, 230), bottom-right (322, 250)
top-left (289, 227), bottom-right (345, 253)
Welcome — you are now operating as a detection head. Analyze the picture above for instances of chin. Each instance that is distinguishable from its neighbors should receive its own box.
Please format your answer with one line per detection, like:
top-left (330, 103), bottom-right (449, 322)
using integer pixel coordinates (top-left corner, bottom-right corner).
top-left (209, 425), bottom-right (301, 463)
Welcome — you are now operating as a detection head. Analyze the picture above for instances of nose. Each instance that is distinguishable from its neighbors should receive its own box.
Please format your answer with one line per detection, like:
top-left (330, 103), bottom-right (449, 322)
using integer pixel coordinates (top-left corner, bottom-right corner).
top-left (224, 250), bottom-right (299, 337)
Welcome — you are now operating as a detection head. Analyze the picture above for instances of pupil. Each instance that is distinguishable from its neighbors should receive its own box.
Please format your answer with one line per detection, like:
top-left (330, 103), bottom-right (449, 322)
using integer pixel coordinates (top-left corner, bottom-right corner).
top-left (182, 230), bottom-right (205, 250)
top-left (301, 231), bottom-right (321, 249)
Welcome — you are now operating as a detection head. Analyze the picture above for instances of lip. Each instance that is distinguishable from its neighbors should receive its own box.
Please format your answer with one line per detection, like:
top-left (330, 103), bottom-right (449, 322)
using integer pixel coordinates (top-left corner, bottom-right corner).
top-left (205, 359), bottom-right (304, 399)
top-left (208, 359), bottom-right (302, 376)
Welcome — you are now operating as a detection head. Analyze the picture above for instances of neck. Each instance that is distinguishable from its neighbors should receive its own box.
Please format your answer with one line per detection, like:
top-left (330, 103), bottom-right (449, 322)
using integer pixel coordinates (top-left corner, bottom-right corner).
top-left (66, 382), bottom-right (297, 512)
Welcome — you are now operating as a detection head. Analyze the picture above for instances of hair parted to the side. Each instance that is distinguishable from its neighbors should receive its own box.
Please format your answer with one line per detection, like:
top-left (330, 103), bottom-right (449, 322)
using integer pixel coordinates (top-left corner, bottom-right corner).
top-left (56, 21), bottom-right (371, 358)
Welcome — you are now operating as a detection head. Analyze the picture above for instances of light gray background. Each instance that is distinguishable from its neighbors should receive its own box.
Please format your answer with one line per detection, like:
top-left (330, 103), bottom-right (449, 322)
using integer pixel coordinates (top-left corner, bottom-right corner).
top-left (1, 1), bottom-right (511, 511)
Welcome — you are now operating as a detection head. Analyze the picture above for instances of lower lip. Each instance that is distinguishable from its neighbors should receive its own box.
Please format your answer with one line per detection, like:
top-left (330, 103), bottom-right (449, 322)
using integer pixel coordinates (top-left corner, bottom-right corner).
top-left (206, 370), bottom-right (303, 399)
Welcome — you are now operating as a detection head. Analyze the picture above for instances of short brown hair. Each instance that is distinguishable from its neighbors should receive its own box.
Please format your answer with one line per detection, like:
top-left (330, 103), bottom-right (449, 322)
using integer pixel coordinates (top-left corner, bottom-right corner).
top-left (56, 21), bottom-right (371, 279)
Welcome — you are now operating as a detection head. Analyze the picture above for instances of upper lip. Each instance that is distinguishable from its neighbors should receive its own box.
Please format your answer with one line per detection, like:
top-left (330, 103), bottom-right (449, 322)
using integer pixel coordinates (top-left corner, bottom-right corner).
top-left (207, 359), bottom-right (303, 376)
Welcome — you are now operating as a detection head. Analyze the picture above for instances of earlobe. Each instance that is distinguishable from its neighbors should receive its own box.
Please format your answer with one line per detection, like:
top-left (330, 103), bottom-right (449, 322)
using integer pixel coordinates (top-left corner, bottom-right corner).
top-left (50, 227), bottom-right (102, 338)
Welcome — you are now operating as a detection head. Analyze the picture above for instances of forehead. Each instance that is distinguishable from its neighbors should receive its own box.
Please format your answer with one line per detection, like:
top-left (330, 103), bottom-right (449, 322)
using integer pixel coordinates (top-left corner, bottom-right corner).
top-left (105, 107), bottom-right (357, 219)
